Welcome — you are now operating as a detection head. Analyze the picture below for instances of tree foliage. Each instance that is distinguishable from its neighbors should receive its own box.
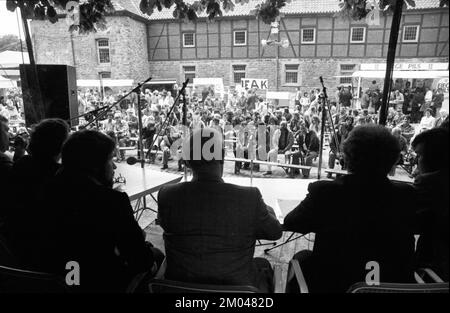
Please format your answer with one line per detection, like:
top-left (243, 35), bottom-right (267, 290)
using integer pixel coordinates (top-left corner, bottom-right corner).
top-left (0, 35), bottom-right (27, 52)
top-left (5, 0), bottom-right (449, 33)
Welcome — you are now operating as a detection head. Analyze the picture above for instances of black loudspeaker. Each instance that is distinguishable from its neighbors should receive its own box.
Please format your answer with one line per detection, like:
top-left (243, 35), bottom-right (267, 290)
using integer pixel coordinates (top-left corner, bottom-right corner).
top-left (20, 64), bottom-right (78, 127)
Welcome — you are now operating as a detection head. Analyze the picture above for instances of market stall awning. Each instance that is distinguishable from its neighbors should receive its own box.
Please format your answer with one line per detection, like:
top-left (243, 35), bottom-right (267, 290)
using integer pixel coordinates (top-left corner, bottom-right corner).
top-left (0, 75), bottom-right (17, 88)
top-left (145, 79), bottom-right (177, 85)
top-left (352, 70), bottom-right (449, 79)
top-left (77, 79), bottom-right (134, 87)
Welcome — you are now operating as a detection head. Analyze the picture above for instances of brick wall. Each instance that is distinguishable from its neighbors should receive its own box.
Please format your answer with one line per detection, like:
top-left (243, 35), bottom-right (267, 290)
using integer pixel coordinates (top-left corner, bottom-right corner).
top-left (31, 16), bottom-right (149, 83)
top-left (149, 56), bottom-right (448, 93)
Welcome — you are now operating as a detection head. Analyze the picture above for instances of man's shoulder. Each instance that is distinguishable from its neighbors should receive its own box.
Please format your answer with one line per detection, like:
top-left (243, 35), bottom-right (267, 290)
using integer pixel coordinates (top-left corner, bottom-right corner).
top-left (160, 181), bottom-right (259, 196)
top-left (307, 179), bottom-right (342, 194)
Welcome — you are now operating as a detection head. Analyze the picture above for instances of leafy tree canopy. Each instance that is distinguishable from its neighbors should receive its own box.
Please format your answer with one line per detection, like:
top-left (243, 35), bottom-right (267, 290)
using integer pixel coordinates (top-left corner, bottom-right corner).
top-left (5, 0), bottom-right (449, 33)
top-left (0, 34), bottom-right (27, 52)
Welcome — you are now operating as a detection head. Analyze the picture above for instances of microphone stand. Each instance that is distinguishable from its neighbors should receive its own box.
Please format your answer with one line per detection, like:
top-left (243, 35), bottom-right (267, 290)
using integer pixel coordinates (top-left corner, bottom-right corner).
top-left (318, 77), bottom-right (341, 180)
top-left (70, 77), bottom-right (153, 129)
top-left (127, 79), bottom-right (190, 167)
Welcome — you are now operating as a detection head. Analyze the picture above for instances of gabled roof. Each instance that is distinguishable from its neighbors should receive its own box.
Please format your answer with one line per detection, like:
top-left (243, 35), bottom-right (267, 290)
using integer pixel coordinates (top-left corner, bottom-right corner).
top-left (114, 0), bottom-right (444, 22)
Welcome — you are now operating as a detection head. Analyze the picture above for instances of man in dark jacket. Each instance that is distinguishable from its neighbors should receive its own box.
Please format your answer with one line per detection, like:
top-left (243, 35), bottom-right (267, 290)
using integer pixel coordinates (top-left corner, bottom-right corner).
top-left (158, 127), bottom-right (282, 292)
top-left (412, 128), bottom-right (449, 281)
top-left (291, 124), bottom-right (320, 178)
top-left (284, 125), bottom-right (417, 292)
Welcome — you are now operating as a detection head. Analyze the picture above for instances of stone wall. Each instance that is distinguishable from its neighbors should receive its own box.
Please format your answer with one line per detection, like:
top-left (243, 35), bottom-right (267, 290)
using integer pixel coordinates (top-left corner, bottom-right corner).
top-left (31, 16), bottom-right (149, 84)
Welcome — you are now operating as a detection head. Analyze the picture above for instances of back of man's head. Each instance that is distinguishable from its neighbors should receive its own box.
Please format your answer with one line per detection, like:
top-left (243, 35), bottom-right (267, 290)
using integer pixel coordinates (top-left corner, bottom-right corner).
top-left (183, 127), bottom-right (224, 172)
top-left (28, 118), bottom-right (69, 160)
top-left (412, 128), bottom-right (449, 173)
top-left (62, 130), bottom-right (115, 177)
top-left (343, 125), bottom-right (400, 176)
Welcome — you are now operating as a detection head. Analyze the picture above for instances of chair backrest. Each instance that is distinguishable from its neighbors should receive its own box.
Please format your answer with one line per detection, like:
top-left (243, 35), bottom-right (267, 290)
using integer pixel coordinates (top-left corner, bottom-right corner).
top-left (0, 234), bottom-right (17, 267)
top-left (347, 282), bottom-right (449, 293)
top-left (148, 279), bottom-right (259, 293)
top-left (0, 265), bottom-right (68, 293)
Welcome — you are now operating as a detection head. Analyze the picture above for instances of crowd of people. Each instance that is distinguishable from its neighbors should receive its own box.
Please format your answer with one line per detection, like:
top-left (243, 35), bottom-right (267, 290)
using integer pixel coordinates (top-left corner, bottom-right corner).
top-left (0, 110), bottom-right (448, 292)
top-left (69, 80), bottom-right (448, 180)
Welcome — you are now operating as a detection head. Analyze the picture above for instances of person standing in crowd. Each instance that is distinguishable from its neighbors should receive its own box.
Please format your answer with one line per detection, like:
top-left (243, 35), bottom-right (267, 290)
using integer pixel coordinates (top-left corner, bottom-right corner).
top-left (422, 87), bottom-right (433, 113)
top-left (158, 128), bottom-right (282, 292)
top-left (432, 88), bottom-right (444, 117)
top-left (284, 125), bottom-right (417, 293)
top-left (300, 92), bottom-right (310, 113)
top-left (361, 89), bottom-right (371, 110)
top-left (295, 87), bottom-right (302, 108)
top-left (340, 86), bottom-right (353, 108)
top-left (412, 128), bottom-right (449, 281)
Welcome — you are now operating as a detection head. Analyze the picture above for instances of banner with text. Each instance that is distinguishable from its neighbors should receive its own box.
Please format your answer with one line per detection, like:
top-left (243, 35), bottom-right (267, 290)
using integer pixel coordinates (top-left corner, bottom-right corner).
top-left (241, 78), bottom-right (269, 90)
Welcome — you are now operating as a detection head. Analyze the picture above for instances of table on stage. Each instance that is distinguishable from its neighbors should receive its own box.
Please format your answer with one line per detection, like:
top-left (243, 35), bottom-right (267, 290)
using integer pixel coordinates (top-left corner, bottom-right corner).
top-left (113, 163), bottom-right (183, 222)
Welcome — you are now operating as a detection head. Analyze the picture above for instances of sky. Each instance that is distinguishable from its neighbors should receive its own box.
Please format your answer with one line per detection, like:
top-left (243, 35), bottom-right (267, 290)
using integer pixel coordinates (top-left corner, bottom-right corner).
top-left (0, 0), bottom-right (25, 37)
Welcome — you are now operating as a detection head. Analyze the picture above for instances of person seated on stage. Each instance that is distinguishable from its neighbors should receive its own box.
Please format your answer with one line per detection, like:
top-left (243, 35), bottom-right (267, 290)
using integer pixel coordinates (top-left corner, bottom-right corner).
top-left (158, 127), bottom-right (282, 292)
top-left (284, 125), bottom-right (417, 293)
top-left (264, 121), bottom-right (294, 176)
top-left (290, 124), bottom-right (320, 179)
top-left (5, 119), bottom-right (69, 263)
top-left (412, 128), bottom-right (449, 281)
top-left (20, 130), bottom-right (162, 292)
top-left (114, 112), bottom-right (130, 162)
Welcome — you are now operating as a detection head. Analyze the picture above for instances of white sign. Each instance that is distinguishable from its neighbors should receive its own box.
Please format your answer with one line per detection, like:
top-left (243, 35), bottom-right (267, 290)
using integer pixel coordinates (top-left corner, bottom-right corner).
top-left (266, 91), bottom-right (290, 100)
top-left (360, 63), bottom-right (449, 71)
top-left (437, 78), bottom-right (449, 94)
top-left (241, 78), bottom-right (269, 90)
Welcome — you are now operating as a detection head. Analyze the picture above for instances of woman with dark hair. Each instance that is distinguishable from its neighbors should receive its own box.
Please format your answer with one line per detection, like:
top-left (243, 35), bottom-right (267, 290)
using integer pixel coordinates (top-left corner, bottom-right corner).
top-left (284, 125), bottom-right (417, 292)
top-left (29, 130), bottom-right (162, 292)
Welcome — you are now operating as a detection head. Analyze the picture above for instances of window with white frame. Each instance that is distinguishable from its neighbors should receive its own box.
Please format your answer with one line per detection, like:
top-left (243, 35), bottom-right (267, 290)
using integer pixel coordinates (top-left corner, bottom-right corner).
top-left (99, 72), bottom-right (111, 79)
top-left (233, 30), bottom-right (247, 46)
top-left (301, 28), bottom-right (316, 44)
top-left (183, 66), bottom-right (196, 82)
top-left (339, 64), bottom-right (356, 84)
top-left (350, 27), bottom-right (366, 43)
top-left (97, 39), bottom-right (110, 64)
top-left (233, 65), bottom-right (246, 84)
top-left (285, 64), bottom-right (299, 84)
top-left (403, 25), bottom-right (419, 42)
top-left (183, 33), bottom-right (195, 47)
